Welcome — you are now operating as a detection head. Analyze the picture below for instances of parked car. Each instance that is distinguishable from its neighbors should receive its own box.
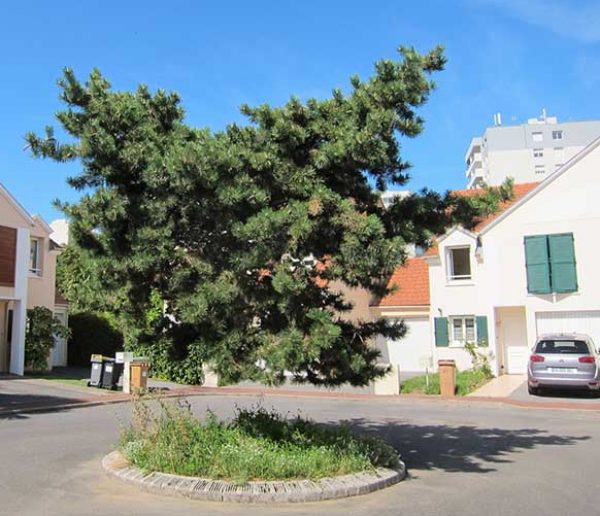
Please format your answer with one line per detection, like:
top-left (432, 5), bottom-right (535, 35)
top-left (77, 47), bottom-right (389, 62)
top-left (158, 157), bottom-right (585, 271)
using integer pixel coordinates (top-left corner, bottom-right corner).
top-left (528, 333), bottom-right (600, 395)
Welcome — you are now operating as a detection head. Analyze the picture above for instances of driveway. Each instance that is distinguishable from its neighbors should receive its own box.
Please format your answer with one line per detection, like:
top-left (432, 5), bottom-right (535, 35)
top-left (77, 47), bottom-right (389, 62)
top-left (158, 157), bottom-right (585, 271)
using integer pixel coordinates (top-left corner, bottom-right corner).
top-left (1, 393), bottom-right (599, 515)
top-left (510, 381), bottom-right (600, 405)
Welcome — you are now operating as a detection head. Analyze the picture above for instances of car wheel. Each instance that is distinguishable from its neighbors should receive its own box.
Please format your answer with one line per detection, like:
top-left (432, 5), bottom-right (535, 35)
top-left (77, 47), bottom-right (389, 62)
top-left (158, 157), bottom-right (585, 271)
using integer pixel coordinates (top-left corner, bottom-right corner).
top-left (528, 385), bottom-right (538, 396)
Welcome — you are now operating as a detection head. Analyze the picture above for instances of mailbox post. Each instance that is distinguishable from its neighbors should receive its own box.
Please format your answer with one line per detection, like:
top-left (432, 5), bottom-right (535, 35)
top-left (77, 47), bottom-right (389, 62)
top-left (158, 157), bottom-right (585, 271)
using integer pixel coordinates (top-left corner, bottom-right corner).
top-left (438, 359), bottom-right (457, 397)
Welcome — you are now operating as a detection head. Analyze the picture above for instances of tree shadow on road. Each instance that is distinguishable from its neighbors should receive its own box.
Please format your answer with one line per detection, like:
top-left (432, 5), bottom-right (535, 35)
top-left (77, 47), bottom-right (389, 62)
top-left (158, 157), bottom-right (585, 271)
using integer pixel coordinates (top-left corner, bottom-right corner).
top-left (0, 392), bottom-right (83, 421)
top-left (342, 418), bottom-right (590, 475)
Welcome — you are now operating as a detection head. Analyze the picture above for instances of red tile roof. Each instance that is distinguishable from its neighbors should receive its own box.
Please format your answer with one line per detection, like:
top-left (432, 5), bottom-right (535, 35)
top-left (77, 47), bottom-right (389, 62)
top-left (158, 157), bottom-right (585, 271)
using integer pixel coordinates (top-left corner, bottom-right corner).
top-left (379, 182), bottom-right (541, 306)
top-left (463, 182), bottom-right (540, 232)
top-left (378, 257), bottom-right (430, 307)
top-left (424, 182), bottom-right (540, 257)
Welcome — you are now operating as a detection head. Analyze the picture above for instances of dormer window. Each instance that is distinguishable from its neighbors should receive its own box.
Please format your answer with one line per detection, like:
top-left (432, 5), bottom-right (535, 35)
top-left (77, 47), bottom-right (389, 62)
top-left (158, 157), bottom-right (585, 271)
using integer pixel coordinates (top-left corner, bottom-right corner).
top-left (29, 238), bottom-right (42, 276)
top-left (447, 246), bottom-right (471, 281)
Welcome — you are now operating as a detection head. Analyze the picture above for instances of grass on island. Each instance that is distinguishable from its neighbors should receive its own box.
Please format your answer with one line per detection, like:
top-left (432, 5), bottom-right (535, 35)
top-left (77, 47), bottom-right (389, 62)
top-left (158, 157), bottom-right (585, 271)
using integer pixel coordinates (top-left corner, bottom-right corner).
top-left (120, 397), bottom-right (399, 483)
top-left (401, 367), bottom-right (492, 396)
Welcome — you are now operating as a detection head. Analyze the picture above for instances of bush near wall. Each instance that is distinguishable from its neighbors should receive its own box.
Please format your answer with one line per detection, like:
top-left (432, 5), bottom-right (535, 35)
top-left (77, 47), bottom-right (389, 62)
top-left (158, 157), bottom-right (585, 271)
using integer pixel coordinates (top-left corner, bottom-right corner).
top-left (68, 312), bottom-right (124, 366)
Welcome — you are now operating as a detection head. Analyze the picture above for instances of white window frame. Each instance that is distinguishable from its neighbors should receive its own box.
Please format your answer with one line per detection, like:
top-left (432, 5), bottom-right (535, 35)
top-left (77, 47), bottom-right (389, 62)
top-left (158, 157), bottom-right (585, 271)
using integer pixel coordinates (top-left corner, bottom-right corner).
top-left (554, 147), bottom-right (564, 165)
top-left (449, 316), bottom-right (476, 346)
top-left (446, 246), bottom-right (472, 281)
top-left (532, 132), bottom-right (543, 142)
top-left (29, 238), bottom-right (42, 276)
top-left (534, 165), bottom-right (545, 175)
top-left (552, 130), bottom-right (563, 140)
top-left (533, 148), bottom-right (543, 158)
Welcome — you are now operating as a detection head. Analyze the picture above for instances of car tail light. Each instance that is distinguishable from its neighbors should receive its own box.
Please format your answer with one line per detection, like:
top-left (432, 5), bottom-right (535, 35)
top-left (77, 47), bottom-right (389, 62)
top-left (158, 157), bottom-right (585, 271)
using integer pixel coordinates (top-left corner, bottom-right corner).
top-left (578, 356), bottom-right (595, 363)
top-left (530, 354), bottom-right (545, 362)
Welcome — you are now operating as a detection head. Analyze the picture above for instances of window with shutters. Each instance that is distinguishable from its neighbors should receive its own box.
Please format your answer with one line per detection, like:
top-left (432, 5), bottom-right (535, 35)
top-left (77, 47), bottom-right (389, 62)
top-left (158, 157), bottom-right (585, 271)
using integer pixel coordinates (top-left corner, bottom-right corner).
top-left (450, 316), bottom-right (475, 345)
top-left (435, 315), bottom-right (488, 347)
top-left (524, 233), bottom-right (577, 294)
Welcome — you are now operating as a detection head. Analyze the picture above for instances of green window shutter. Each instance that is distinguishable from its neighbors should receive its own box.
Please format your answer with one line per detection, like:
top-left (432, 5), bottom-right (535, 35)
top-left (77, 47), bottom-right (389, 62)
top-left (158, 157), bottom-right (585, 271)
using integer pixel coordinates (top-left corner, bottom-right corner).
top-left (524, 235), bottom-right (551, 294)
top-left (476, 316), bottom-right (488, 346)
top-left (548, 233), bottom-right (578, 293)
top-left (434, 317), bottom-right (449, 347)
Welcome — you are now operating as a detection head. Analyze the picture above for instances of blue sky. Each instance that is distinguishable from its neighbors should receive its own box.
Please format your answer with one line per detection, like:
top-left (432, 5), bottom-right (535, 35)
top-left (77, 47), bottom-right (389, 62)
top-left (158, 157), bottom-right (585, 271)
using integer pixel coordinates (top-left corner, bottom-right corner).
top-left (2, 0), bottom-right (600, 222)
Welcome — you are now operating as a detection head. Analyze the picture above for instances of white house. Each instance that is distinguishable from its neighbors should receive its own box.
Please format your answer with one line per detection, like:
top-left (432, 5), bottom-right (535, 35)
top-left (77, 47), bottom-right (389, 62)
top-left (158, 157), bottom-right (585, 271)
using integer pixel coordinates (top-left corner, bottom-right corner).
top-left (374, 136), bottom-right (600, 377)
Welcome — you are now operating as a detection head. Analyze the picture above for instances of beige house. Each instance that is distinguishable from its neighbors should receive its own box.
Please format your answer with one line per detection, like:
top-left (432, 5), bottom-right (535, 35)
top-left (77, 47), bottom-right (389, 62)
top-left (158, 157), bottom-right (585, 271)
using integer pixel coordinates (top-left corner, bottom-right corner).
top-left (0, 183), bottom-right (67, 375)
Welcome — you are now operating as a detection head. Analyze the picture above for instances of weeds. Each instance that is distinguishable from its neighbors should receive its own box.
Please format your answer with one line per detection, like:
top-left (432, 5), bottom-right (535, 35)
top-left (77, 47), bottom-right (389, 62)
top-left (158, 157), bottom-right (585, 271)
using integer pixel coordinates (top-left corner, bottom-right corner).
top-left (401, 367), bottom-right (493, 395)
top-left (119, 396), bottom-right (399, 482)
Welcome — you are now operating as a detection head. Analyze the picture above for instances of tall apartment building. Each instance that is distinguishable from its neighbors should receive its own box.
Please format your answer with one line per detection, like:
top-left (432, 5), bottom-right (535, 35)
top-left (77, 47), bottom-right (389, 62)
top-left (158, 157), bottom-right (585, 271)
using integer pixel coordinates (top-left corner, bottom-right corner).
top-left (465, 112), bottom-right (600, 188)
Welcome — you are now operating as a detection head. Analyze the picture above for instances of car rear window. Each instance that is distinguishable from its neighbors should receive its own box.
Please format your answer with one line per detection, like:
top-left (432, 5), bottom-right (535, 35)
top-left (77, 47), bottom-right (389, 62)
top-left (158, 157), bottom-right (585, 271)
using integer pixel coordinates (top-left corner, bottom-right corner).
top-left (534, 340), bottom-right (590, 354)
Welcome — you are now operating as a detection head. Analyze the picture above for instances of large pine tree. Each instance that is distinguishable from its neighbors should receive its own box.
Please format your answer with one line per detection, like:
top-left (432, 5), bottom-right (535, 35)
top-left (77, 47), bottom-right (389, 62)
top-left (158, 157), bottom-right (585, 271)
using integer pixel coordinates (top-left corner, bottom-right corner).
top-left (28, 46), bottom-right (454, 386)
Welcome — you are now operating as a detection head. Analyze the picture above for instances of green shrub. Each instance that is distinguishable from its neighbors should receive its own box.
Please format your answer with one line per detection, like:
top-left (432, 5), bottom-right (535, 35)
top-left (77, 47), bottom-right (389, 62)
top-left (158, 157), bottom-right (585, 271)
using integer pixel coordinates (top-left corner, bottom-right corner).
top-left (68, 312), bottom-right (124, 366)
top-left (401, 367), bottom-right (493, 396)
top-left (120, 398), bottom-right (399, 482)
top-left (25, 306), bottom-right (69, 372)
top-left (400, 373), bottom-right (440, 395)
top-left (456, 367), bottom-right (493, 396)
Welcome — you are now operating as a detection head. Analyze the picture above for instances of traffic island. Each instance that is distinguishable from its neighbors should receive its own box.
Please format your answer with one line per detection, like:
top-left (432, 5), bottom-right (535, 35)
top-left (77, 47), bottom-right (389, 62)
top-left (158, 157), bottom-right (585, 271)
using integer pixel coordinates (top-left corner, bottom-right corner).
top-left (102, 450), bottom-right (405, 503)
top-left (106, 396), bottom-right (406, 502)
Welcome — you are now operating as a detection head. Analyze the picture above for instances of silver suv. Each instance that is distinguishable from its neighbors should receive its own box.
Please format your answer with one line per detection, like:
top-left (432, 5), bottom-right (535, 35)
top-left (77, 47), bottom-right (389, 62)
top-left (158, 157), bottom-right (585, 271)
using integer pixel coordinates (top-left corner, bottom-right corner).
top-left (528, 333), bottom-right (600, 395)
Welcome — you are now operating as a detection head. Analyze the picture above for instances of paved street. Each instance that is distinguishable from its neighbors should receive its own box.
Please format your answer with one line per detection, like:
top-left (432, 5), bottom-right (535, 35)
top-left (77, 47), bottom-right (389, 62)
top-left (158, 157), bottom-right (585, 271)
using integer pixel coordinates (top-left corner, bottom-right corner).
top-left (1, 392), bottom-right (600, 516)
top-left (0, 376), bottom-right (99, 413)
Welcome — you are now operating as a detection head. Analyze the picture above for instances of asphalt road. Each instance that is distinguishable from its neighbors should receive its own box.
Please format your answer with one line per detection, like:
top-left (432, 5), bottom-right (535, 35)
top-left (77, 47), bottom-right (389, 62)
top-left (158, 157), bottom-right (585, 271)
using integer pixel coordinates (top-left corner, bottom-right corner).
top-left (1, 393), bottom-right (599, 516)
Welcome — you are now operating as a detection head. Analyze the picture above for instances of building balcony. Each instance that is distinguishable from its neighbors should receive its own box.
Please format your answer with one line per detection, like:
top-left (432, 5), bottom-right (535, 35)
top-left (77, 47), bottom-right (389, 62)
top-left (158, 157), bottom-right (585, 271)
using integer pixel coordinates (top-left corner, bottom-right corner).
top-left (465, 155), bottom-right (483, 178)
top-left (464, 137), bottom-right (483, 163)
top-left (466, 165), bottom-right (487, 188)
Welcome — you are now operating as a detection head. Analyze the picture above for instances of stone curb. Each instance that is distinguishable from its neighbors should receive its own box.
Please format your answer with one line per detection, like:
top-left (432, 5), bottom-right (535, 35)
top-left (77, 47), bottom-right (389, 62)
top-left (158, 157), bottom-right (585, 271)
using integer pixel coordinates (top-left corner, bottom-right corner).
top-left (102, 450), bottom-right (405, 503)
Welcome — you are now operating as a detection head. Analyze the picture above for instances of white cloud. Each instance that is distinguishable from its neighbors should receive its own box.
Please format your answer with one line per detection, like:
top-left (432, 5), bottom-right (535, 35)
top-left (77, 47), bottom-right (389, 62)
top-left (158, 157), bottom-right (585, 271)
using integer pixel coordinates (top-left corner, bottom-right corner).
top-left (472, 0), bottom-right (600, 43)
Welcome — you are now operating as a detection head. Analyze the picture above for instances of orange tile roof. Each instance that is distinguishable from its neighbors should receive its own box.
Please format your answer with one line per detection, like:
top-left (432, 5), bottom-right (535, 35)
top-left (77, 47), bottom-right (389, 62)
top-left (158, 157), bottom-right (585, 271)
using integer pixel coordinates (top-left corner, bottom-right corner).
top-left (466, 182), bottom-right (539, 232)
top-left (423, 182), bottom-right (540, 257)
top-left (379, 182), bottom-right (541, 306)
top-left (378, 257), bottom-right (430, 307)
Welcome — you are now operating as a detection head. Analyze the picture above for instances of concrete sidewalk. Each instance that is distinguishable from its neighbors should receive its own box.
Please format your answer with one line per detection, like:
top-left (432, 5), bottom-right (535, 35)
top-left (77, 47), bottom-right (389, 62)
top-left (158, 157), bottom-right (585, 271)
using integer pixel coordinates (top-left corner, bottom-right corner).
top-left (467, 374), bottom-right (526, 398)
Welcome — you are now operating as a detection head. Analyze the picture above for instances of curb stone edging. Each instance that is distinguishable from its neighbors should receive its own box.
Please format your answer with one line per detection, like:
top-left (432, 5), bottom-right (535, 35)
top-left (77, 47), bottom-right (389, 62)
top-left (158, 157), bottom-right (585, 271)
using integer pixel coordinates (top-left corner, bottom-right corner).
top-left (102, 451), bottom-right (405, 503)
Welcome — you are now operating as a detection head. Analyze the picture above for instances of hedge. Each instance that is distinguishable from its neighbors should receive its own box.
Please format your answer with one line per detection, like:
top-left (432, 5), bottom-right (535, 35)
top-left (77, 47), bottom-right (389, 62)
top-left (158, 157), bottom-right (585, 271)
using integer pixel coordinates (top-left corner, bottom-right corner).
top-left (68, 312), bottom-right (124, 366)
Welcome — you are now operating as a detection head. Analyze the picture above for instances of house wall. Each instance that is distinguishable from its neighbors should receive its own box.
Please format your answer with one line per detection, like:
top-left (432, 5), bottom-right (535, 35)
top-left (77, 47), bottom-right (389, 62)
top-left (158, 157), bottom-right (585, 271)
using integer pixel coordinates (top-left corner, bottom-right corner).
top-left (483, 141), bottom-right (600, 348)
top-left (27, 219), bottom-right (57, 311)
top-left (0, 189), bottom-right (32, 229)
top-left (330, 281), bottom-right (375, 323)
top-left (427, 229), bottom-right (493, 371)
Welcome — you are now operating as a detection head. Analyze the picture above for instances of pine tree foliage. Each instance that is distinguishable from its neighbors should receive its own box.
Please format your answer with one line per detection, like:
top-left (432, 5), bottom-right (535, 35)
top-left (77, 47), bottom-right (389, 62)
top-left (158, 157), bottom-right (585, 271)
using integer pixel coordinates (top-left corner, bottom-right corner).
top-left (28, 47), bottom-right (459, 386)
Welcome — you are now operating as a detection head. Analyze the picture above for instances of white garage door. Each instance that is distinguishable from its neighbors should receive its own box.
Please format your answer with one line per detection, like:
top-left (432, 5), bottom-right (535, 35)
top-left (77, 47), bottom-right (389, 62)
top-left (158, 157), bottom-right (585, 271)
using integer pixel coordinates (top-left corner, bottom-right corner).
top-left (535, 311), bottom-right (600, 348)
top-left (385, 317), bottom-right (432, 374)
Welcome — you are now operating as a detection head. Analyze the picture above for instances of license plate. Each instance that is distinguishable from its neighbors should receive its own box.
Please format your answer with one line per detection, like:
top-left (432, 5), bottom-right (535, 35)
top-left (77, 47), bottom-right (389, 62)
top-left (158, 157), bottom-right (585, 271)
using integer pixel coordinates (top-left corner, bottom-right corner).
top-left (547, 367), bottom-right (577, 373)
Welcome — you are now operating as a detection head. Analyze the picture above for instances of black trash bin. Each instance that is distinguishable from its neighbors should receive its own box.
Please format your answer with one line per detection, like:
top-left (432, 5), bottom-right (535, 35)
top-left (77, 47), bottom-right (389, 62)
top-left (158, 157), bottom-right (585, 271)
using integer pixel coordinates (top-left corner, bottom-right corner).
top-left (101, 358), bottom-right (124, 390)
top-left (88, 354), bottom-right (105, 387)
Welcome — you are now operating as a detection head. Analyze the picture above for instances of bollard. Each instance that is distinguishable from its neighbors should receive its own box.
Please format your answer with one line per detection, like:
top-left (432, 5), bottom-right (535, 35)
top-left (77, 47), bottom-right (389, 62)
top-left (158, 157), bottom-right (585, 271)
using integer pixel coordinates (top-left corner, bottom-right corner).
top-left (438, 359), bottom-right (456, 396)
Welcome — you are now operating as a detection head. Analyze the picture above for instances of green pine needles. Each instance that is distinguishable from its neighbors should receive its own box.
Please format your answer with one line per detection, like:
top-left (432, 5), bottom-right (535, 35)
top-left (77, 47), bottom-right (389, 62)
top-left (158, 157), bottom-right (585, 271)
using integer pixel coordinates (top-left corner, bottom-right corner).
top-left (26, 46), bottom-right (470, 386)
